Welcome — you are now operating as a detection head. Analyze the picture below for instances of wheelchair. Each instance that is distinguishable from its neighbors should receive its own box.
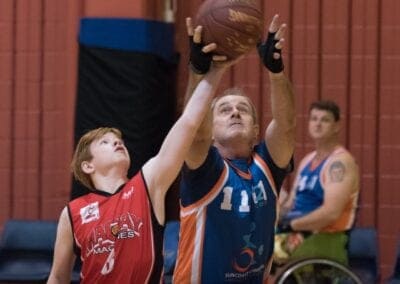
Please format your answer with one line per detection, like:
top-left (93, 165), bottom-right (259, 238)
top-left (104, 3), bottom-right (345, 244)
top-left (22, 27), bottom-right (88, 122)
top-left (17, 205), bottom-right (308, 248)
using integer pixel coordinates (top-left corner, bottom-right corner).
top-left (273, 257), bottom-right (362, 284)
top-left (271, 231), bottom-right (363, 284)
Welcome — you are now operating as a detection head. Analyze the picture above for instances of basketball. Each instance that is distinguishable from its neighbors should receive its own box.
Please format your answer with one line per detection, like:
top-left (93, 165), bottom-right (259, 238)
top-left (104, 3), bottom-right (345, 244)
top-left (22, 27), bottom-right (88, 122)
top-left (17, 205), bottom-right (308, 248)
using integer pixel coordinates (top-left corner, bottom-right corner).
top-left (196, 0), bottom-right (264, 59)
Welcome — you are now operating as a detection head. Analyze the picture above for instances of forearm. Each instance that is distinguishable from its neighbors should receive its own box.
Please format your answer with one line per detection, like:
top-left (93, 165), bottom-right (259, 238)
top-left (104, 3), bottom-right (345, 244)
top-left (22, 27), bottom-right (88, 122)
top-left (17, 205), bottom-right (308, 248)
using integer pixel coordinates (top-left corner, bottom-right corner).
top-left (150, 67), bottom-right (224, 189)
top-left (184, 69), bottom-right (204, 105)
top-left (183, 70), bottom-right (212, 140)
top-left (264, 71), bottom-right (295, 167)
top-left (47, 274), bottom-right (71, 284)
top-left (290, 208), bottom-right (337, 232)
top-left (269, 72), bottom-right (295, 130)
top-left (183, 68), bottom-right (224, 123)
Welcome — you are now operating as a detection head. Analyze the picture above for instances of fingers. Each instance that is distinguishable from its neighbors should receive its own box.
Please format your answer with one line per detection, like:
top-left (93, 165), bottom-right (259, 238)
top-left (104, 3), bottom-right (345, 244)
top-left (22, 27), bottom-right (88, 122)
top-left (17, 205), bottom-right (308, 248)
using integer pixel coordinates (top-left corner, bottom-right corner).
top-left (187, 15), bottom-right (226, 64)
top-left (268, 14), bottom-right (280, 33)
top-left (193, 25), bottom-right (203, 43)
top-left (186, 17), bottom-right (194, 36)
top-left (212, 55), bottom-right (227, 61)
top-left (275, 38), bottom-right (285, 50)
top-left (268, 14), bottom-right (287, 39)
top-left (189, 19), bottom-right (219, 55)
top-left (273, 38), bottom-right (285, 59)
top-left (213, 55), bottom-right (243, 69)
top-left (275, 23), bottom-right (286, 41)
top-left (202, 42), bottom-right (216, 53)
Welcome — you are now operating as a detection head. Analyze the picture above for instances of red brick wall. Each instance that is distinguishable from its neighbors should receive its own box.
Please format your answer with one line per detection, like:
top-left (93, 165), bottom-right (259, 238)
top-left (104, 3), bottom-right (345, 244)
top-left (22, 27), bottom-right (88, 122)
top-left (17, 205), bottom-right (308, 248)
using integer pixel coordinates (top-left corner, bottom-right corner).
top-left (0, 0), bottom-right (399, 281)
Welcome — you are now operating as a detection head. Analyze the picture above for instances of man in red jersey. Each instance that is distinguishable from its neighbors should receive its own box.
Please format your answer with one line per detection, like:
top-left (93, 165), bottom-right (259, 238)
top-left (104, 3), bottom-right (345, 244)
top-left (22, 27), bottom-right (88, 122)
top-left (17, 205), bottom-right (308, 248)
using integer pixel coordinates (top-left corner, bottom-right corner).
top-left (47, 53), bottom-right (238, 283)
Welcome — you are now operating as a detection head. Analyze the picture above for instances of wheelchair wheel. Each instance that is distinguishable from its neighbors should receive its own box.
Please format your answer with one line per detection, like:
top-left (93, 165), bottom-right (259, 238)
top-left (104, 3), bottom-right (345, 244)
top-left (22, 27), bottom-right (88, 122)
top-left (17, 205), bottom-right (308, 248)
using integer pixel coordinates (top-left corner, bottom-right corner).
top-left (274, 258), bottom-right (362, 284)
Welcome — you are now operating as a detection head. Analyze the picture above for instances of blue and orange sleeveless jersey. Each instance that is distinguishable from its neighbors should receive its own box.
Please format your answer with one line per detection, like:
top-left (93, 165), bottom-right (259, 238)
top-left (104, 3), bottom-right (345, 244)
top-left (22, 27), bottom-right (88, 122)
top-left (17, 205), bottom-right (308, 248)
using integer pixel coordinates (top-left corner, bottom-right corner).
top-left (288, 146), bottom-right (359, 232)
top-left (68, 171), bottom-right (164, 283)
top-left (174, 143), bottom-right (290, 283)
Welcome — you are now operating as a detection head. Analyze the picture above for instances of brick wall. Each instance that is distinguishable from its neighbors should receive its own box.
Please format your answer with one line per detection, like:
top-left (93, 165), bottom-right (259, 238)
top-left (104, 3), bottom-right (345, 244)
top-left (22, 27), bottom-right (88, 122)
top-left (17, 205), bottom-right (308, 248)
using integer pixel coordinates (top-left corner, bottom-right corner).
top-left (0, 0), bottom-right (398, 281)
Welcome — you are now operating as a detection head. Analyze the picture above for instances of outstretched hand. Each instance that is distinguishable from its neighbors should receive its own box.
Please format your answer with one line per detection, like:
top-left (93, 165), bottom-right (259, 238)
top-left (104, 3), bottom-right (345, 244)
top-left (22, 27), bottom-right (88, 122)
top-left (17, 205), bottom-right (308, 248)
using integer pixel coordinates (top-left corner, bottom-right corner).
top-left (186, 17), bottom-right (226, 74)
top-left (257, 14), bottom-right (286, 73)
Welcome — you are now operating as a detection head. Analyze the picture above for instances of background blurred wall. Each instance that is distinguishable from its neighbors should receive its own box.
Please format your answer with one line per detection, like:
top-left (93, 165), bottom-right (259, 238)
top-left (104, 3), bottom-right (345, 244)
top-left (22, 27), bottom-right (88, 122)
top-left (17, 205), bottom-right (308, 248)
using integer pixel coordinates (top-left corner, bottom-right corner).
top-left (0, 0), bottom-right (398, 280)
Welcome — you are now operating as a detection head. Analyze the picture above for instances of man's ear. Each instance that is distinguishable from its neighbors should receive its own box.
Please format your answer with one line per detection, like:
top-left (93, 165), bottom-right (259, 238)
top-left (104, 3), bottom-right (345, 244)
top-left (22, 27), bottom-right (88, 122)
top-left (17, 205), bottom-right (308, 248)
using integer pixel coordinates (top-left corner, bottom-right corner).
top-left (334, 121), bottom-right (341, 134)
top-left (253, 124), bottom-right (260, 140)
top-left (81, 161), bottom-right (94, 174)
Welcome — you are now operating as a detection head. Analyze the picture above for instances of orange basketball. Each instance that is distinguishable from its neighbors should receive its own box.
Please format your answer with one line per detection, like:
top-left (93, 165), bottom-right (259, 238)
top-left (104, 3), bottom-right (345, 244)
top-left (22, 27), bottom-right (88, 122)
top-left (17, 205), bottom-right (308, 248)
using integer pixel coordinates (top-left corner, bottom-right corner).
top-left (196, 0), bottom-right (264, 59)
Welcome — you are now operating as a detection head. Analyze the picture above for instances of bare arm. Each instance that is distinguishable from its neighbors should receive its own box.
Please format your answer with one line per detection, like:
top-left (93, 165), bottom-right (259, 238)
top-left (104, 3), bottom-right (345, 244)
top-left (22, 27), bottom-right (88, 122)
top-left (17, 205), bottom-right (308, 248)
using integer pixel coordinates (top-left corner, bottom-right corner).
top-left (47, 207), bottom-right (76, 284)
top-left (142, 64), bottom-right (230, 224)
top-left (263, 16), bottom-right (296, 168)
top-left (183, 18), bottom-right (226, 169)
top-left (265, 73), bottom-right (295, 168)
top-left (291, 154), bottom-right (359, 231)
top-left (184, 71), bottom-right (214, 169)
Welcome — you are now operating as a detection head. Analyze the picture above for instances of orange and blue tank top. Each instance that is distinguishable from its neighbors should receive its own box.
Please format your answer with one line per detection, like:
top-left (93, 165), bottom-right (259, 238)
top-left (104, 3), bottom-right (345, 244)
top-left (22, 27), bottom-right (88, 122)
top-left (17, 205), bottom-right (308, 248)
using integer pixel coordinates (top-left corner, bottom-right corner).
top-left (289, 147), bottom-right (359, 232)
top-left (174, 143), bottom-right (291, 283)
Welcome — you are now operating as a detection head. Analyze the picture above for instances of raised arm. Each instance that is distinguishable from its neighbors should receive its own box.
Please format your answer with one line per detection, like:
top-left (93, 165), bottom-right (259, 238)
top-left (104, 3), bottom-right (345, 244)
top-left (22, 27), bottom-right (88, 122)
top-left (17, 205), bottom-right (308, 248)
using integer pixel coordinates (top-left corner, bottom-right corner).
top-left (258, 15), bottom-right (296, 168)
top-left (142, 59), bottom-right (233, 223)
top-left (183, 18), bottom-right (227, 169)
top-left (47, 207), bottom-right (76, 284)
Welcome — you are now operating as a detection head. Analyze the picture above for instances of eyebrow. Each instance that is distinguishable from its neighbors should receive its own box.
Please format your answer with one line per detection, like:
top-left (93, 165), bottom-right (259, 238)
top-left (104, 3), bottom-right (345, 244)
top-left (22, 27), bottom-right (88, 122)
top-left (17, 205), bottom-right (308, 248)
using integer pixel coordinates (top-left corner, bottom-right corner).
top-left (217, 101), bottom-right (250, 109)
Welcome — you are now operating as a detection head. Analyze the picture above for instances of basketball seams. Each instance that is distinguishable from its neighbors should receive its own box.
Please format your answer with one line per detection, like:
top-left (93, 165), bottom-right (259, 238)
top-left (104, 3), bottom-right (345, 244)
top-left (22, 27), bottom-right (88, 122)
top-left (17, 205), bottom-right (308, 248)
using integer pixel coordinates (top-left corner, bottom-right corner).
top-left (210, 7), bottom-right (262, 37)
top-left (195, 0), bottom-right (263, 59)
top-left (202, 16), bottom-right (256, 58)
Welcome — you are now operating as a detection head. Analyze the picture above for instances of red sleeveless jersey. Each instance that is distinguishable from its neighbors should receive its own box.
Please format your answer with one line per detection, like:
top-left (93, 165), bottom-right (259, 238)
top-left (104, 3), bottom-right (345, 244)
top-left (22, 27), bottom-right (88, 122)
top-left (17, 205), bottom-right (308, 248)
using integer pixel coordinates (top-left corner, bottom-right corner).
top-left (68, 171), bottom-right (164, 284)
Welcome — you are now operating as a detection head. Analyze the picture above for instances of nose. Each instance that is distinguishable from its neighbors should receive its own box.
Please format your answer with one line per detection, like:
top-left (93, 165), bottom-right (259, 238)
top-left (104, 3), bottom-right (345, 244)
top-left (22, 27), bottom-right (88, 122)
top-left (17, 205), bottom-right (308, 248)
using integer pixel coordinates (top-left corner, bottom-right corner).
top-left (231, 107), bottom-right (240, 117)
top-left (114, 139), bottom-right (122, 146)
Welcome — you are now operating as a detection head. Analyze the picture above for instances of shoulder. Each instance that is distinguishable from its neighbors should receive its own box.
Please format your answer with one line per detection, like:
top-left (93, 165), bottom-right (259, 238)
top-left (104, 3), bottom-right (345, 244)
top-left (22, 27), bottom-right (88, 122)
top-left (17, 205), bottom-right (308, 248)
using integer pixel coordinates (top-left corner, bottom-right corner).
top-left (183, 146), bottom-right (223, 178)
top-left (58, 206), bottom-right (72, 231)
top-left (60, 206), bottom-right (69, 220)
top-left (297, 151), bottom-right (316, 169)
top-left (326, 147), bottom-right (358, 170)
top-left (323, 147), bottom-right (359, 184)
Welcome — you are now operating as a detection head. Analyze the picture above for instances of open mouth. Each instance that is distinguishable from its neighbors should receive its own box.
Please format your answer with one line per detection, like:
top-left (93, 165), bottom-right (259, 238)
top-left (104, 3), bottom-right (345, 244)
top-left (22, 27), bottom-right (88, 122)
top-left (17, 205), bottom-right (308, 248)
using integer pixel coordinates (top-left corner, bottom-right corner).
top-left (230, 121), bottom-right (242, 126)
top-left (115, 146), bottom-right (125, 152)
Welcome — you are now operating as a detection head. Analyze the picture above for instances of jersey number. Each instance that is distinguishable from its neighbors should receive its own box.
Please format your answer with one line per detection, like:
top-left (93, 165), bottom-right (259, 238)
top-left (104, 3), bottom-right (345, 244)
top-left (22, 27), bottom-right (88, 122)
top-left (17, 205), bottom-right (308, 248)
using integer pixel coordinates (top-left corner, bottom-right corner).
top-left (220, 181), bottom-right (267, 212)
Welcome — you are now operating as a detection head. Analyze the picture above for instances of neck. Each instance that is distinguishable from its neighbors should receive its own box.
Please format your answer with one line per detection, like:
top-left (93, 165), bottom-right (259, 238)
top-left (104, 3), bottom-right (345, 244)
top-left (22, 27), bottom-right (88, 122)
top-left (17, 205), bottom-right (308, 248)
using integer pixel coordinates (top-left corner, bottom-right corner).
top-left (314, 139), bottom-right (340, 160)
top-left (92, 169), bottom-right (129, 194)
top-left (214, 141), bottom-right (253, 159)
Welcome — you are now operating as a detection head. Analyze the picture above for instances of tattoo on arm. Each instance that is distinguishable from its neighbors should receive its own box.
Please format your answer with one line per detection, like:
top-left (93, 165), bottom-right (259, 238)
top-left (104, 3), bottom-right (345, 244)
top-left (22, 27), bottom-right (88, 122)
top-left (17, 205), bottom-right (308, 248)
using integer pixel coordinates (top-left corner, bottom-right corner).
top-left (329, 161), bottom-right (346, 182)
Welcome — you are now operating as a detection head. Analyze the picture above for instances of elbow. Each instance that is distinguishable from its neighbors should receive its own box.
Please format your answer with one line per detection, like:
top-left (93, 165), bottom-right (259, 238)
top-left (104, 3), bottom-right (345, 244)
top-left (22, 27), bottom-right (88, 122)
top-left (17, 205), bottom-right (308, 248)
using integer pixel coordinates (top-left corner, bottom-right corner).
top-left (285, 112), bottom-right (296, 130)
top-left (276, 113), bottom-right (296, 134)
top-left (328, 210), bottom-right (342, 222)
top-left (320, 210), bottom-right (342, 228)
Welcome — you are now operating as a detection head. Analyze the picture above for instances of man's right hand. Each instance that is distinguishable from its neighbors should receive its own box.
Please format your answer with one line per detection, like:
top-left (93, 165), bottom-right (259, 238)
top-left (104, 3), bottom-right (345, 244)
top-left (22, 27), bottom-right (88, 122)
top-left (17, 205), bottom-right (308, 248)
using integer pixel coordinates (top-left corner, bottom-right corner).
top-left (186, 17), bottom-right (226, 74)
top-left (257, 14), bottom-right (286, 73)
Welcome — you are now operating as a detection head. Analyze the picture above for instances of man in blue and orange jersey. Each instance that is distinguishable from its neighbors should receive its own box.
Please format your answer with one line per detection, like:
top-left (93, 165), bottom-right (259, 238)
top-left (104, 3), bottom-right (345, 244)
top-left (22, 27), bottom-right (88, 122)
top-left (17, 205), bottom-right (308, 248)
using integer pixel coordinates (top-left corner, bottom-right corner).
top-left (173, 14), bottom-right (295, 283)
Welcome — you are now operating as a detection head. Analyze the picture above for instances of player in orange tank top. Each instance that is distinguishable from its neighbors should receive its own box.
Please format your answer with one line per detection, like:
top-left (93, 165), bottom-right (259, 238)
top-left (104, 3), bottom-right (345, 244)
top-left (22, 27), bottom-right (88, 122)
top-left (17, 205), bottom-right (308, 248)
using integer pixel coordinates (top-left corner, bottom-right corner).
top-left (276, 100), bottom-right (360, 266)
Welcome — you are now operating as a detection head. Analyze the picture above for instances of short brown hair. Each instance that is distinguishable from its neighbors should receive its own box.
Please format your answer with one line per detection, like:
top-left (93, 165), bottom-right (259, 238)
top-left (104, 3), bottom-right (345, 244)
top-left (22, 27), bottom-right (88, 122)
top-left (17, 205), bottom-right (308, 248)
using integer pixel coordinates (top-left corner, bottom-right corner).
top-left (309, 100), bottom-right (340, 121)
top-left (71, 127), bottom-right (122, 190)
top-left (212, 87), bottom-right (258, 124)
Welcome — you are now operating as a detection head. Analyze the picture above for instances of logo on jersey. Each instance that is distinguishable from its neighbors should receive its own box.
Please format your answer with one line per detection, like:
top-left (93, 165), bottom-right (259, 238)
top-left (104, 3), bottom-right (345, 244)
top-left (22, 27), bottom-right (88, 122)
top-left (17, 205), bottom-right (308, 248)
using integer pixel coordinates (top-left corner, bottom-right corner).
top-left (227, 222), bottom-right (265, 281)
top-left (122, 186), bottom-right (134, 200)
top-left (89, 237), bottom-right (115, 255)
top-left (86, 212), bottom-right (144, 257)
top-left (80, 202), bottom-right (100, 224)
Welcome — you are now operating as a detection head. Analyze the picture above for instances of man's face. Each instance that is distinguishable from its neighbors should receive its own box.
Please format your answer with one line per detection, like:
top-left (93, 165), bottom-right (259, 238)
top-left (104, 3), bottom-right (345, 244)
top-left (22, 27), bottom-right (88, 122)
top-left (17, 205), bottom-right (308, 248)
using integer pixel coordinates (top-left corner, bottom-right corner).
top-left (308, 108), bottom-right (339, 141)
top-left (212, 95), bottom-right (258, 144)
top-left (86, 132), bottom-right (130, 174)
